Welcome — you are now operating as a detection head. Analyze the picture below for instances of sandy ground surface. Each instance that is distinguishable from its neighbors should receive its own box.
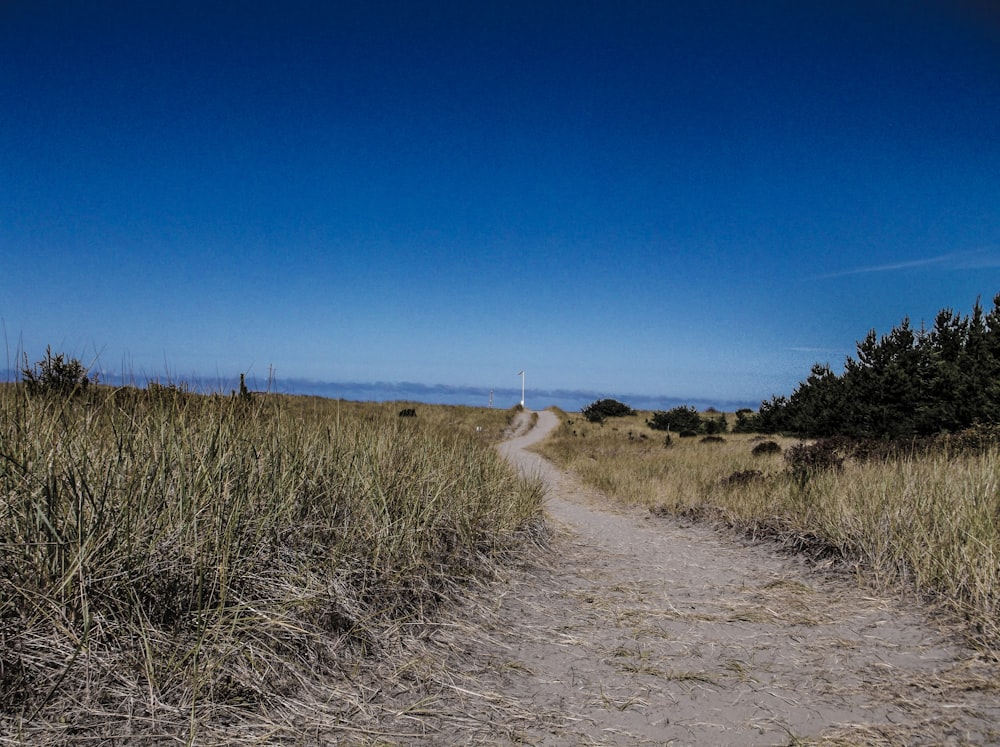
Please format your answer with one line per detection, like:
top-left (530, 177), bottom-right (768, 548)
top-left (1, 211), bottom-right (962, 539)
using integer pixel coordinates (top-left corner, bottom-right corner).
top-left (364, 410), bottom-right (1000, 745)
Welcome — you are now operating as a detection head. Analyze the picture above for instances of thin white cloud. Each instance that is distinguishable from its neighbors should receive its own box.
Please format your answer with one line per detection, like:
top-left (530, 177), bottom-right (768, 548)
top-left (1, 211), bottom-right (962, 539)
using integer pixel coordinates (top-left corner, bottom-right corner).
top-left (814, 249), bottom-right (1000, 279)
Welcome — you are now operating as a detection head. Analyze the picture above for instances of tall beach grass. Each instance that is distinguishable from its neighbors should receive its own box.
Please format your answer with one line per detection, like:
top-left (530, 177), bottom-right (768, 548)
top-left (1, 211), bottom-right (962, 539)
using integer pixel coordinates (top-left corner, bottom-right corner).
top-left (0, 383), bottom-right (544, 741)
top-left (535, 410), bottom-right (1000, 653)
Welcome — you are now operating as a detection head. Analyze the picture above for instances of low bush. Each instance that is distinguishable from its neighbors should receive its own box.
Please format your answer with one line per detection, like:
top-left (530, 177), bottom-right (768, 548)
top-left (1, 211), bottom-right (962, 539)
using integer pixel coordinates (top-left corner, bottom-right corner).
top-left (20, 347), bottom-right (96, 396)
top-left (732, 408), bottom-right (758, 433)
top-left (784, 439), bottom-right (845, 483)
top-left (647, 405), bottom-right (703, 433)
top-left (582, 398), bottom-right (636, 423)
top-left (751, 440), bottom-right (782, 456)
top-left (703, 413), bottom-right (728, 434)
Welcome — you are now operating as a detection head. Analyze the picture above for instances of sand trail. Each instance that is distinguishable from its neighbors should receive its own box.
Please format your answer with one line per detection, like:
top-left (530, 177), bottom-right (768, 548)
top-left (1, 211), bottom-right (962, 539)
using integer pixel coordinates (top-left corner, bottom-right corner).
top-left (371, 410), bottom-right (1000, 745)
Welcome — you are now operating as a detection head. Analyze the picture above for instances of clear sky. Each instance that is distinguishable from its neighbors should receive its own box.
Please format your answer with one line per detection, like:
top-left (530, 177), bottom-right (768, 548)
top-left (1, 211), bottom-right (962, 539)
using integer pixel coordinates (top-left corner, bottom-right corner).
top-left (3, 1), bottom-right (999, 409)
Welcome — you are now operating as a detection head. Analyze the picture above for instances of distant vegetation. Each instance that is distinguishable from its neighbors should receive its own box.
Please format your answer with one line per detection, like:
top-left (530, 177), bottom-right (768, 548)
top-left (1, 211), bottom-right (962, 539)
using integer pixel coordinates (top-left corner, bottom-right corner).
top-left (647, 405), bottom-right (727, 435)
top-left (583, 400), bottom-right (729, 436)
top-left (581, 398), bottom-right (636, 422)
top-left (0, 360), bottom-right (544, 741)
top-left (745, 293), bottom-right (1000, 438)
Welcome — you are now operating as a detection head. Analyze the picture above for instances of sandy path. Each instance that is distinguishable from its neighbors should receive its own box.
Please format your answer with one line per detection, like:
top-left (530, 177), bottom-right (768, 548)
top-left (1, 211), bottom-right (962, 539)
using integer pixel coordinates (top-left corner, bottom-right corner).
top-left (482, 410), bottom-right (999, 745)
top-left (365, 410), bottom-right (999, 745)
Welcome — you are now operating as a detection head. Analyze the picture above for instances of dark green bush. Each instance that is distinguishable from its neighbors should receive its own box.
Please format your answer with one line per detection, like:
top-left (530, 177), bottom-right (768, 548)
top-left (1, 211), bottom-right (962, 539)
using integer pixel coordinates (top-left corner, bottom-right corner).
top-left (647, 406), bottom-right (703, 433)
top-left (703, 413), bottom-right (728, 434)
top-left (732, 408), bottom-right (758, 433)
top-left (582, 398), bottom-right (635, 423)
top-left (751, 440), bottom-right (781, 456)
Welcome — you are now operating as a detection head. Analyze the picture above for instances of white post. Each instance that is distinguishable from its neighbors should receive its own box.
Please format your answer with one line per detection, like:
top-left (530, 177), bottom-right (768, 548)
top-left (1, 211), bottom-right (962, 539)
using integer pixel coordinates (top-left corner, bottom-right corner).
top-left (518, 370), bottom-right (525, 407)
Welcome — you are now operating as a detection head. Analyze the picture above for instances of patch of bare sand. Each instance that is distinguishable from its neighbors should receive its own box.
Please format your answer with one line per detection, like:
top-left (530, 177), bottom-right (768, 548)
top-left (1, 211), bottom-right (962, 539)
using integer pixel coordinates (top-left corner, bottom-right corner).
top-left (348, 410), bottom-right (1000, 745)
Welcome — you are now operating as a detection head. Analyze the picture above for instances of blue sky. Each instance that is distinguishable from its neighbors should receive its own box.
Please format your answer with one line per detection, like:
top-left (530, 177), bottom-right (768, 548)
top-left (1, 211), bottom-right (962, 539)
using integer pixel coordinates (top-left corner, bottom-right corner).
top-left (2, 1), bottom-right (999, 410)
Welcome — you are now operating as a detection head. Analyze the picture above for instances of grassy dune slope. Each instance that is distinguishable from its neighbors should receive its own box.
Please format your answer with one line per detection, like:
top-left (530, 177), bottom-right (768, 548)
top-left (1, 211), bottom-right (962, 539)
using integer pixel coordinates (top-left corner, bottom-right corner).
top-left (0, 385), bottom-right (543, 742)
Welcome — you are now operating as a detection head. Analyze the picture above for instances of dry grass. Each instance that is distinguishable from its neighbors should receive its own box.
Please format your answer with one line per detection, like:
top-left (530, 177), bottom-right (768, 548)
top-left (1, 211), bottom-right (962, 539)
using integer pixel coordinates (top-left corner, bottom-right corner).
top-left (0, 384), bottom-right (544, 743)
top-left (533, 409), bottom-right (1000, 655)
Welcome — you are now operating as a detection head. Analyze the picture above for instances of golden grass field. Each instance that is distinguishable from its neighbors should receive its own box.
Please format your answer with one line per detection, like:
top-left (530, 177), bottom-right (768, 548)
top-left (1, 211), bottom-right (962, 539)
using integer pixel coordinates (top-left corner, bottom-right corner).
top-left (0, 384), bottom-right (543, 743)
top-left (533, 408), bottom-right (1000, 654)
top-left (4, 385), bottom-right (1000, 743)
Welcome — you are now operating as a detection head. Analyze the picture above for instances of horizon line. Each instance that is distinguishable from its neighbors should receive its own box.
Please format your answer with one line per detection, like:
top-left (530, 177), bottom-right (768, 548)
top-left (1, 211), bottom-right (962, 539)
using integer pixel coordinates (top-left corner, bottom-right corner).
top-left (0, 368), bottom-right (764, 411)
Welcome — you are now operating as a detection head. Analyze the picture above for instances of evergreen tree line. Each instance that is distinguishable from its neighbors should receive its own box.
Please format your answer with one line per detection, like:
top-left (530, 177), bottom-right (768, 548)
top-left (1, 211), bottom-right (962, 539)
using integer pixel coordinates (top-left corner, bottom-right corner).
top-left (746, 294), bottom-right (1000, 438)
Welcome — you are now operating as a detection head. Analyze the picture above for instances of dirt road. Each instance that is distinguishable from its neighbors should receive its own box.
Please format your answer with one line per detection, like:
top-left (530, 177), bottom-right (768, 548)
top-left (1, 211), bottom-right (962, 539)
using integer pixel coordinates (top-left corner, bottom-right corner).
top-left (375, 410), bottom-right (1000, 745)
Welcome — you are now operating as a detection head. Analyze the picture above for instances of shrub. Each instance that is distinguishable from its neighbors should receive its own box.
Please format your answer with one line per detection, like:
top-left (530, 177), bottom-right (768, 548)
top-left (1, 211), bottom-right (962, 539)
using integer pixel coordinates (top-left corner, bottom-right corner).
top-left (646, 406), bottom-right (703, 433)
top-left (785, 439), bottom-right (845, 483)
top-left (398, 408), bottom-right (417, 417)
top-left (732, 408), bottom-right (760, 433)
top-left (582, 398), bottom-right (636, 423)
top-left (947, 424), bottom-right (1000, 455)
top-left (703, 413), bottom-right (728, 434)
top-left (700, 435), bottom-right (726, 444)
top-left (751, 440), bottom-right (781, 456)
top-left (21, 347), bottom-right (96, 396)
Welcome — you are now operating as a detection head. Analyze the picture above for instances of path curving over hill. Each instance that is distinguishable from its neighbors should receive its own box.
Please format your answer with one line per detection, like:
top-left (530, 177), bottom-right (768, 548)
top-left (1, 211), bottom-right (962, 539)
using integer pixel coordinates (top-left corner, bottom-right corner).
top-left (483, 409), bottom-right (1000, 745)
top-left (362, 409), bottom-right (1000, 745)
